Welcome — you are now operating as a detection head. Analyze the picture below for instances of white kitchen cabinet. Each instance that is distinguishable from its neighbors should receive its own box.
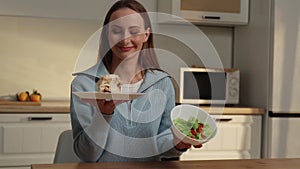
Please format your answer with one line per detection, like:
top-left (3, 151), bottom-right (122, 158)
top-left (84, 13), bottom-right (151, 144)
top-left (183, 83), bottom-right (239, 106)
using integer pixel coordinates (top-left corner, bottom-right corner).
top-left (0, 114), bottom-right (71, 168)
top-left (180, 115), bottom-right (262, 160)
top-left (157, 0), bottom-right (249, 26)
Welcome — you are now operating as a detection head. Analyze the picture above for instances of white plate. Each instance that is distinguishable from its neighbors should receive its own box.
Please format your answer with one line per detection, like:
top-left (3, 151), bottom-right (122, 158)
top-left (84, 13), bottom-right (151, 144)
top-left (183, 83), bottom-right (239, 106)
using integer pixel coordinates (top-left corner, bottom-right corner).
top-left (73, 92), bottom-right (144, 100)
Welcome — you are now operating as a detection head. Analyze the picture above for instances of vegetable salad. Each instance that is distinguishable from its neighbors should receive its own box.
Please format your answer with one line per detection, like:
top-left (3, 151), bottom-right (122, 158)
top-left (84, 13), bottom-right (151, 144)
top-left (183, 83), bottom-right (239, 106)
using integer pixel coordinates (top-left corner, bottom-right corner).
top-left (173, 117), bottom-right (213, 140)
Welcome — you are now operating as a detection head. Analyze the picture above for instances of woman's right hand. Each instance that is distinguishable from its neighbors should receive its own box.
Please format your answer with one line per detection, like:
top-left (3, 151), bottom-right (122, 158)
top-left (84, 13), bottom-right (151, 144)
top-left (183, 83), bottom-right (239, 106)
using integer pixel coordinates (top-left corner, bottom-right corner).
top-left (81, 99), bottom-right (125, 115)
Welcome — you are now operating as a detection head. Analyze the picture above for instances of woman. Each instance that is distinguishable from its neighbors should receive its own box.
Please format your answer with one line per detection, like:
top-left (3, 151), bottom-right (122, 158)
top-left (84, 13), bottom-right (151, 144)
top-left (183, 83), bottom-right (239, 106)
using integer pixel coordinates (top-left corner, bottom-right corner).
top-left (70, 0), bottom-right (201, 162)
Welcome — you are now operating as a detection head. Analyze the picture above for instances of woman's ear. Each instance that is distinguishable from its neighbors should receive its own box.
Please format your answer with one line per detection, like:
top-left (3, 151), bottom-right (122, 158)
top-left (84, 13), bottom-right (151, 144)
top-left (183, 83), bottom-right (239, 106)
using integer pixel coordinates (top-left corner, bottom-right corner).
top-left (143, 28), bottom-right (150, 42)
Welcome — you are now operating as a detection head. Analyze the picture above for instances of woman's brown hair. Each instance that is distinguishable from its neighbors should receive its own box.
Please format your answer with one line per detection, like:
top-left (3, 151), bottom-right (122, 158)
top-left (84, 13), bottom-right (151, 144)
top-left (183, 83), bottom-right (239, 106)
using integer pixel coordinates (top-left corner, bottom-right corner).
top-left (98, 0), bottom-right (160, 73)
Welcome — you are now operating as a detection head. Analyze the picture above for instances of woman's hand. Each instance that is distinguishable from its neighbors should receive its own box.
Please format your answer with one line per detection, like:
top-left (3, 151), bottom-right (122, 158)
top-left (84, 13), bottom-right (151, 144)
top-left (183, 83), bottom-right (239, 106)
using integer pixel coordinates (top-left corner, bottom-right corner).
top-left (172, 127), bottom-right (202, 151)
top-left (81, 99), bottom-right (125, 115)
top-left (96, 100), bottom-right (117, 115)
top-left (174, 138), bottom-right (202, 151)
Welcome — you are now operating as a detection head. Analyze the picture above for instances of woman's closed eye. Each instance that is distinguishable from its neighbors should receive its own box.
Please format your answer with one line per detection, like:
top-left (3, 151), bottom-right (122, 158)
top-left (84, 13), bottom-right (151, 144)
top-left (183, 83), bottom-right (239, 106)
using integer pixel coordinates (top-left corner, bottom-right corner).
top-left (129, 28), bottom-right (141, 35)
top-left (111, 28), bottom-right (122, 34)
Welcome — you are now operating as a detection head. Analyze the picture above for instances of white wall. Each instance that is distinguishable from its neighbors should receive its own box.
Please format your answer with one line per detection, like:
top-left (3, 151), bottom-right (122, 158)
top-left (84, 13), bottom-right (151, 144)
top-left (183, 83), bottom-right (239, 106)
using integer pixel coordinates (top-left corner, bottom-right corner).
top-left (0, 0), bottom-right (233, 100)
top-left (0, 16), bottom-right (100, 99)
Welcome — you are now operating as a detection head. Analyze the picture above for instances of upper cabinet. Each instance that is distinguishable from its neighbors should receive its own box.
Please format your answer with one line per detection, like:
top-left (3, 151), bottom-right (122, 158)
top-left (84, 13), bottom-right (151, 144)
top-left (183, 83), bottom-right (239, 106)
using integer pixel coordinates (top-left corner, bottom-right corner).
top-left (157, 0), bottom-right (249, 26)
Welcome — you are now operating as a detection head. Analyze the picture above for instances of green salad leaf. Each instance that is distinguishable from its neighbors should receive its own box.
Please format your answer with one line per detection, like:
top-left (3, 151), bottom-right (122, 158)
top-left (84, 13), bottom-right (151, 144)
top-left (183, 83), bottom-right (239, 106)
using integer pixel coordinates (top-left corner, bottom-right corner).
top-left (173, 117), bottom-right (213, 140)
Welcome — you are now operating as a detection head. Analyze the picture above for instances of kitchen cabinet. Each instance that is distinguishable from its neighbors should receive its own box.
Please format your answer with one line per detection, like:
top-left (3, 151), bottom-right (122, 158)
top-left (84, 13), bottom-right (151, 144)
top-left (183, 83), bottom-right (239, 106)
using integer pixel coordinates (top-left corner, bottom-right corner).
top-left (0, 113), bottom-right (71, 168)
top-left (180, 115), bottom-right (262, 160)
top-left (157, 0), bottom-right (249, 26)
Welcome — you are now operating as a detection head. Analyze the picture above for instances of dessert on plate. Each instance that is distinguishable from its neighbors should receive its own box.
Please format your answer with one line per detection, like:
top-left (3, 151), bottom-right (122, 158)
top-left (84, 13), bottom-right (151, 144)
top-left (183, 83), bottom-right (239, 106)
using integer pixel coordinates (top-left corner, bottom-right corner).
top-left (97, 74), bottom-right (122, 93)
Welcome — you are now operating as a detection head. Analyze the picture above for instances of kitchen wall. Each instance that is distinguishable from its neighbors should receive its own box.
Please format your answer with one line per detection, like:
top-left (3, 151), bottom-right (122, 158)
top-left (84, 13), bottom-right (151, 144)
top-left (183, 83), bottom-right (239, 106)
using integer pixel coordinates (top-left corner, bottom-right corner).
top-left (0, 16), bottom-right (100, 99)
top-left (0, 0), bottom-right (233, 100)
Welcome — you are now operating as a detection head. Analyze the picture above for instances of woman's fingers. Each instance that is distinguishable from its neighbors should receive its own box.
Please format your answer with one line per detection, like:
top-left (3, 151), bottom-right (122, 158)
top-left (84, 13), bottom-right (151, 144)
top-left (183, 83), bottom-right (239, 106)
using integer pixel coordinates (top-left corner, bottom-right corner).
top-left (193, 144), bottom-right (203, 148)
top-left (99, 100), bottom-right (115, 115)
top-left (81, 98), bottom-right (129, 115)
top-left (171, 127), bottom-right (203, 150)
top-left (81, 98), bottom-right (97, 106)
top-left (175, 141), bottom-right (191, 150)
top-left (114, 100), bottom-right (128, 106)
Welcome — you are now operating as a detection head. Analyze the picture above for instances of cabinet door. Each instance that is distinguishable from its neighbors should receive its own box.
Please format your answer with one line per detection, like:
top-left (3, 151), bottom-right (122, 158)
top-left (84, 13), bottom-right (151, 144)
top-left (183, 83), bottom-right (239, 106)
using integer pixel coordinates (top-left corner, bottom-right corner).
top-left (0, 114), bottom-right (71, 167)
top-left (157, 0), bottom-right (249, 25)
top-left (180, 115), bottom-right (261, 160)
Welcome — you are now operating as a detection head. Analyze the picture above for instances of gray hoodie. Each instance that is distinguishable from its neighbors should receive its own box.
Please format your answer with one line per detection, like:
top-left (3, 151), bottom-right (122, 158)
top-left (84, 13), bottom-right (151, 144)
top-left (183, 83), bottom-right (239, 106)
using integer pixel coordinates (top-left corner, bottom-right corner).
top-left (70, 62), bottom-right (184, 162)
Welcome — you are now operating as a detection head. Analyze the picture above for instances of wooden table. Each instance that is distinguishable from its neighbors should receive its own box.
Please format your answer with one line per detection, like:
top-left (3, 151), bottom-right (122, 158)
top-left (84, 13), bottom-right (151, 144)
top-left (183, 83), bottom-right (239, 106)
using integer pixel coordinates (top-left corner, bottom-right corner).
top-left (31, 158), bottom-right (300, 169)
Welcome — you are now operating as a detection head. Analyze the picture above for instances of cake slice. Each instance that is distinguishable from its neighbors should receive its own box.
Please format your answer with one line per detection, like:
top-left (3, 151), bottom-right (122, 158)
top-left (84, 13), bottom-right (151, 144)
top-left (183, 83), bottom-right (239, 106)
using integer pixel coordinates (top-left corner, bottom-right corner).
top-left (97, 74), bottom-right (122, 93)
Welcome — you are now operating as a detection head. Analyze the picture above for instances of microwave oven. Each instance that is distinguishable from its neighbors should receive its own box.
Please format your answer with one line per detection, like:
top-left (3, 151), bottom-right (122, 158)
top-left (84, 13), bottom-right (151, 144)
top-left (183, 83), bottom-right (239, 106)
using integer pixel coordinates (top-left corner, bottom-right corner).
top-left (157, 0), bottom-right (249, 25)
top-left (179, 67), bottom-right (240, 105)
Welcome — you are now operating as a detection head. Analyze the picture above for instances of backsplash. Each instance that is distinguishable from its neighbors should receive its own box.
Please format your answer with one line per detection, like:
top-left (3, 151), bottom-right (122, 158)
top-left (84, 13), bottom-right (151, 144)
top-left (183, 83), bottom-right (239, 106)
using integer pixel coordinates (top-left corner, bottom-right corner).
top-left (0, 15), bottom-right (233, 99)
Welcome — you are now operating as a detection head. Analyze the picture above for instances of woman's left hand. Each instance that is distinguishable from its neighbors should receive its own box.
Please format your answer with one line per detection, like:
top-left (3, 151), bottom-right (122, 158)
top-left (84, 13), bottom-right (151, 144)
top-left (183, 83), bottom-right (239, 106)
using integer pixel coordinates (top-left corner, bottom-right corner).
top-left (172, 128), bottom-right (202, 151)
top-left (175, 141), bottom-right (202, 150)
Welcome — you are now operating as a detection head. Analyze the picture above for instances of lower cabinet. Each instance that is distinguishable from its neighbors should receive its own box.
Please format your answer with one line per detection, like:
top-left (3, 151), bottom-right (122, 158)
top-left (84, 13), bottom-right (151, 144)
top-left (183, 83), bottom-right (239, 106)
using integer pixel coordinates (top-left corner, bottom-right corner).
top-left (0, 114), bottom-right (71, 168)
top-left (180, 115), bottom-right (262, 160)
top-left (0, 113), bottom-right (262, 165)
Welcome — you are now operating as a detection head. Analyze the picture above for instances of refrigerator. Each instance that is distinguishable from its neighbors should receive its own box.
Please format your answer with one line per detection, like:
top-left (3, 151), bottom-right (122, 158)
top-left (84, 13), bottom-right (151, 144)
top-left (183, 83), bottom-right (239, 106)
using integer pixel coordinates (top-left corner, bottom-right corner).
top-left (267, 0), bottom-right (300, 158)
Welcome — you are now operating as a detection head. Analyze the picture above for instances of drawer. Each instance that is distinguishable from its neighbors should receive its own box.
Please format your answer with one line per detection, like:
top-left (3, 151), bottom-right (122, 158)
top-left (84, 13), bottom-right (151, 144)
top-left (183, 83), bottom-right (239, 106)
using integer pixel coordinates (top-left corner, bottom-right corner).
top-left (0, 114), bottom-right (71, 167)
top-left (0, 114), bottom-right (70, 123)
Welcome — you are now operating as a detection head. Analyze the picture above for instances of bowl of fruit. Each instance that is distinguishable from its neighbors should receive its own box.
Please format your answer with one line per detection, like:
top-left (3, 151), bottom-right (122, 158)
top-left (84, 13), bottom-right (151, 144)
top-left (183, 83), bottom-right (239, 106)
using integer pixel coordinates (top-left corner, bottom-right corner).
top-left (171, 104), bottom-right (217, 145)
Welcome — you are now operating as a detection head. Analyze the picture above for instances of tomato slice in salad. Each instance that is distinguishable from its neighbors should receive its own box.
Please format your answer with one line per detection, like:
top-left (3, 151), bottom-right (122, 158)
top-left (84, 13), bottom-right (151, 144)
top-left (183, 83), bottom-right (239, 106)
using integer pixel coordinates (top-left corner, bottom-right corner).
top-left (173, 117), bottom-right (213, 140)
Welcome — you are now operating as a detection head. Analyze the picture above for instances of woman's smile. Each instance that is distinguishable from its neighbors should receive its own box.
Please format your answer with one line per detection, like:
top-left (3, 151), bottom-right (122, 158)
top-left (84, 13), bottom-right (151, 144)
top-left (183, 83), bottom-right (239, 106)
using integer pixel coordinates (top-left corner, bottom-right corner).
top-left (118, 46), bottom-right (134, 52)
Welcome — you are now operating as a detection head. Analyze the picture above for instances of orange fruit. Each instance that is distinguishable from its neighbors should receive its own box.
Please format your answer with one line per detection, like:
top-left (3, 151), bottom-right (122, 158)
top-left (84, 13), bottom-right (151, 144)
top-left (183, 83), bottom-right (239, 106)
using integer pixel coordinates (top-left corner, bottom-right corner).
top-left (30, 94), bottom-right (41, 102)
top-left (18, 91), bottom-right (29, 101)
top-left (30, 90), bottom-right (42, 102)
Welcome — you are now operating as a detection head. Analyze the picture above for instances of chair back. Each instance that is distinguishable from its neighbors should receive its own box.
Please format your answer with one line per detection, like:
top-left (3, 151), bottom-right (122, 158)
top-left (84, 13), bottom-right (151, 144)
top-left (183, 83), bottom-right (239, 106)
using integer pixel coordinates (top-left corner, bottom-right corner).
top-left (53, 130), bottom-right (81, 163)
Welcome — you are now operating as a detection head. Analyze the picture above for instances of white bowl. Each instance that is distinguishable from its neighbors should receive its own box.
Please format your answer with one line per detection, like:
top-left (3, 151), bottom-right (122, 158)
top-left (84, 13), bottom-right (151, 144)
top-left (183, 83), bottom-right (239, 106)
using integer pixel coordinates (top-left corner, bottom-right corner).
top-left (171, 104), bottom-right (217, 145)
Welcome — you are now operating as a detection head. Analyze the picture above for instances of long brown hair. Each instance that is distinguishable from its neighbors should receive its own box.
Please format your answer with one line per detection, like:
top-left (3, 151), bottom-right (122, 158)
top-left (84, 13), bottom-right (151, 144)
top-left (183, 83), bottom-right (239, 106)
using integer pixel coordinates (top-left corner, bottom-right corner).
top-left (98, 0), bottom-right (160, 73)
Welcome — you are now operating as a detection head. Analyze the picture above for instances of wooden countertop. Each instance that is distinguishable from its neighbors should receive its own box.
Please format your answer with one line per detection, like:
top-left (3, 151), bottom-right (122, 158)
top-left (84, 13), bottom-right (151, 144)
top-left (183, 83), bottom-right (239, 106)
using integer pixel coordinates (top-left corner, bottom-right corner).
top-left (31, 158), bottom-right (300, 169)
top-left (0, 100), bottom-right (70, 113)
top-left (0, 100), bottom-right (265, 115)
top-left (201, 106), bottom-right (265, 115)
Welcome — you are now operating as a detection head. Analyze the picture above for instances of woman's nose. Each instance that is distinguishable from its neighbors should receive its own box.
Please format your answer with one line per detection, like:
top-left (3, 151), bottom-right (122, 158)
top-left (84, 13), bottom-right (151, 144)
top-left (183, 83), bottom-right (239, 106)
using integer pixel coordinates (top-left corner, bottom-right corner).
top-left (120, 31), bottom-right (131, 43)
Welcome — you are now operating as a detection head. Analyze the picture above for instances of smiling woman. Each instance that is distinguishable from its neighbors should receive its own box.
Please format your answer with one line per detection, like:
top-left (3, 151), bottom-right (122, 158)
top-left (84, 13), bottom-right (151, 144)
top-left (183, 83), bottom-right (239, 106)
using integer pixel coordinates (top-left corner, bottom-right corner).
top-left (70, 0), bottom-right (203, 163)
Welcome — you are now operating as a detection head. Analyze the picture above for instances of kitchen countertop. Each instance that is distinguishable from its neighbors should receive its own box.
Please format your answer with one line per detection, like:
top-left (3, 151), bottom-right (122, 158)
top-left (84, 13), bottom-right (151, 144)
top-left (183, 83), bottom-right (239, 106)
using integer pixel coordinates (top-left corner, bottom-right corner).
top-left (201, 106), bottom-right (265, 115)
top-left (0, 100), bottom-right (265, 115)
top-left (31, 158), bottom-right (300, 169)
top-left (0, 100), bottom-right (70, 113)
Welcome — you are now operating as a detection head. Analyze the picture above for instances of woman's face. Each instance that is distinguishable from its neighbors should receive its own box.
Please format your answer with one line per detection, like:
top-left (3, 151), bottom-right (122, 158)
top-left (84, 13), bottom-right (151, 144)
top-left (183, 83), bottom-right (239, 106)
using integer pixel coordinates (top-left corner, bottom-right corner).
top-left (108, 8), bottom-right (150, 61)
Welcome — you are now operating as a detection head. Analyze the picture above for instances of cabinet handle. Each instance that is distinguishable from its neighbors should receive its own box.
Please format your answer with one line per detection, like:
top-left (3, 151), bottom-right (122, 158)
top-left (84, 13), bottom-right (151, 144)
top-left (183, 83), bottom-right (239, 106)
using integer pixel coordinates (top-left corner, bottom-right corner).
top-left (214, 118), bottom-right (232, 122)
top-left (28, 117), bottom-right (53, 121)
top-left (203, 16), bottom-right (221, 20)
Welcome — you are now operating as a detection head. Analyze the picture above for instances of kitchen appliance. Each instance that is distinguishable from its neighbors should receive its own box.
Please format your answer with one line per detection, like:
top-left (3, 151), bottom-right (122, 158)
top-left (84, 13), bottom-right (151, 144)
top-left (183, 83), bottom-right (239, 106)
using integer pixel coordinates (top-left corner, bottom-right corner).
top-left (179, 67), bottom-right (240, 105)
top-left (267, 0), bottom-right (300, 158)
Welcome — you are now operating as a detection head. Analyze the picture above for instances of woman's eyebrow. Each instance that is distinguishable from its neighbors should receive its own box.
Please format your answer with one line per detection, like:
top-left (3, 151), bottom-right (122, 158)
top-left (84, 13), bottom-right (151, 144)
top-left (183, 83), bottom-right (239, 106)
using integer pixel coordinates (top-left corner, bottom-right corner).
top-left (129, 26), bottom-right (142, 29)
top-left (110, 24), bottom-right (142, 29)
top-left (110, 25), bottom-right (122, 28)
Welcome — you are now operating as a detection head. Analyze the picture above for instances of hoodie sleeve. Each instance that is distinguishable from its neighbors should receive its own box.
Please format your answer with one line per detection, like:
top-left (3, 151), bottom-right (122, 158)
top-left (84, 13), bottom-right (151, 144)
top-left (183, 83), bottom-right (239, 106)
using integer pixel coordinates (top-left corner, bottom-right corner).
top-left (70, 75), bottom-right (112, 162)
top-left (155, 77), bottom-right (186, 159)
